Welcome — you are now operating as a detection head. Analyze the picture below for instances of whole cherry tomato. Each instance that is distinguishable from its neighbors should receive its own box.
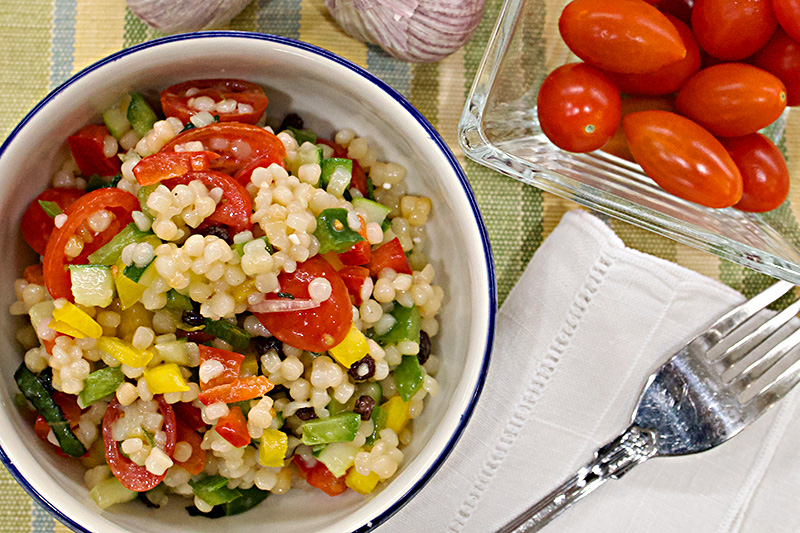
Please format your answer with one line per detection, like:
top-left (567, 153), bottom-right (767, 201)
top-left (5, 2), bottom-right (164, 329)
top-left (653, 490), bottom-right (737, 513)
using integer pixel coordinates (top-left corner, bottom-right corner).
top-left (623, 110), bottom-right (743, 208)
top-left (602, 95), bottom-right (677, 161)
top-left (720, 133), bottom-right (790, 212)
top-left (161, 79), bottom-right (269, 125)
top-left (43, 188), bottom-right (139, 300)
top-left (773, 0), bottom-right (800, 42)
top-left (658, 0), bottom-right (694, 24)
top-left (255, 256), bottom-right (352, 353)
top-left (160, 122), bottom-right (286, 176)
top-left (103, 396), bottom-right (177, 492)
top-left (751, 28), bottom-right (800, 106)
top-left (537, 62), bottom-right (621, 153)
top-left (675, 63), bottom-right (787, 137)
top-left (558, 0), bottom-right (686, 74)
top-left (692, 0), bottom-right (777, 60)
top-left (21, 188), bottom-right (84, 255)
top-left (607, 15), bottom-right (700, 96)
top-left (160, 170), bottom-right (253, 235)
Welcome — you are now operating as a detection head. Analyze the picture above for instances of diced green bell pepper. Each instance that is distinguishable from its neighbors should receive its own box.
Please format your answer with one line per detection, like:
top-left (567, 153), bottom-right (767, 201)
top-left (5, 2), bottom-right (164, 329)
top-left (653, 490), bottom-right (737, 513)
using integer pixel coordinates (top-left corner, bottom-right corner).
top-left (301, 411), bottom-right (361, 446)
top-left (203, 318), bottom-right (251, 351)
top-left (164, 289), bottom-right (193, 311)
top-left (320, 158), bottom-right (352, 189)
top-left (88, 223), bottom-right (155, 266)
top-left (190, 475), bottom-right (242, 506)
top-left (394, 355), bottom-right (424, 401)
top-left (313, 208), bottom-right (364, 254)
top-left (374, 304), bottom-right (421, 345)
top-left (127, 93), bottom-right (158, 137)
top-left (286, 126), bottom-right (317, 146)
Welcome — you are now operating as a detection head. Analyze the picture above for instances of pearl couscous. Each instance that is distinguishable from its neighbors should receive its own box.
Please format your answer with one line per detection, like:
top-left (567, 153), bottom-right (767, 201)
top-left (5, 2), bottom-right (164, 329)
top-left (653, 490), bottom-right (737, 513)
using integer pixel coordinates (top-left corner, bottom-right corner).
top-left (11, 78), bottom-right (443, 516)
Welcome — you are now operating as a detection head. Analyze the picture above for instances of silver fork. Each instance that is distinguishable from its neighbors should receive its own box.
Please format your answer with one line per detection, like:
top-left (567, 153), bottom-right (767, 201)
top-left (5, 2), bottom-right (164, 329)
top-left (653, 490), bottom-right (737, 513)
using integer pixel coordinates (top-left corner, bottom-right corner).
top-left (499, 280), bottom-right (800, 533)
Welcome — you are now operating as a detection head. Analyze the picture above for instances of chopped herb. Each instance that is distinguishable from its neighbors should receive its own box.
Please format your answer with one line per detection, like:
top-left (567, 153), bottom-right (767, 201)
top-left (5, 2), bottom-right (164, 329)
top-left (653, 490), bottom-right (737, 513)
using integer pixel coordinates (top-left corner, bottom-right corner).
top-left (38, 200), bottom-right (62, 219)
top-left (277, 292), bottom-right (295, 300)
top-left (179, 122), bottom-right (196, 133)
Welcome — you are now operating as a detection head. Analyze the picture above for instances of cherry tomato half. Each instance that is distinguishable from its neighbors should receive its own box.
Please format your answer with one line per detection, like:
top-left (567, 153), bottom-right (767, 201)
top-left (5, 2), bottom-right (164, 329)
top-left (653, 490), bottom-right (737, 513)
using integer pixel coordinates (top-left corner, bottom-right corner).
top-left (720, 133), bottom-right (790, 212)
top-left (43, 188), bottom-right (139, 300)
top-left (751, 28), bottom-right (800, 106)
top-left (255, 256), bottom-right (352, 352)
top-left (67, 124), bottom-right (121, 178)
top-left (675, 63), bottom-right (787, 137)
top-left (623, 110), bottom-right (743, 208)
top-left (174, 421), bottom-right (206, 476)
top-left (773, 0), bottom-right (800, 43)
top-left (607, 15), bottom-right (701, 96)
top-left (161, 79), bottom-right (269, 125)
top-left (691, 0), bottom-right (777, 61)
top-left (160, 122), bottom-right (286, 176)
top-left (537, 62), bottom-right (621, 153)
top-left (558, 0), bottom-right (686, 74)
top-left (21, 188), bottom-right (84, 255)
top-left (161, 170), bottom-right (253, 235)
top-left (103, 396), bottom-right (177, 492)
top-left (132, 150), bottom-right (220, 186)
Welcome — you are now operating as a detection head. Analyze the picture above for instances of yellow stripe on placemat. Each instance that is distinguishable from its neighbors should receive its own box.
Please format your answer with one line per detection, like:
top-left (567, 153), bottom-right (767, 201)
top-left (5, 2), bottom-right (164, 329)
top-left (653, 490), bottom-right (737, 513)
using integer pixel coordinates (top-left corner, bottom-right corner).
top-left (73, 0), bottom-right (125, 73)
top-left (299, 0), bottom-right (367, 68)
top-left (437, 47), bottom-right (467, 158)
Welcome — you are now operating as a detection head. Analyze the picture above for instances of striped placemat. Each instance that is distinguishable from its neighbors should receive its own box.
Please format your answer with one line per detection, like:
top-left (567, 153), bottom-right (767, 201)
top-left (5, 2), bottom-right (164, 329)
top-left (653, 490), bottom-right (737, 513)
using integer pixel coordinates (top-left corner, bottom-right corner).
top-left (0, 0), bottom-right (778, 530)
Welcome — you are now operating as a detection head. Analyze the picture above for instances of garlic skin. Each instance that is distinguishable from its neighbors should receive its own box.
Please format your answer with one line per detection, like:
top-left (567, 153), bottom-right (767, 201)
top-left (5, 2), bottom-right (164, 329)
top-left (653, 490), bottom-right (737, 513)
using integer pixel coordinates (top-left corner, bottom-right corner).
top-left (325, 0), bottom-right (487, 62)
top-left (127, 0), bottom-right (253, 33)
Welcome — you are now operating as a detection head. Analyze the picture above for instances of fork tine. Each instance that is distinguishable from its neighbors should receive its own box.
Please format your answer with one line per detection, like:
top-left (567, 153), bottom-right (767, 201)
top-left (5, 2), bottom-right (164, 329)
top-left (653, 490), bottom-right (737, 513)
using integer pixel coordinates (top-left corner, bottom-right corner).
top-left (699, 281), bottom-right (795, 345)
top-left (711, 297), bottom-right (800, 368)
top-left (729, 325), bottom-right (800, 395)
top-left (747, 346), bottom-right (800, 413)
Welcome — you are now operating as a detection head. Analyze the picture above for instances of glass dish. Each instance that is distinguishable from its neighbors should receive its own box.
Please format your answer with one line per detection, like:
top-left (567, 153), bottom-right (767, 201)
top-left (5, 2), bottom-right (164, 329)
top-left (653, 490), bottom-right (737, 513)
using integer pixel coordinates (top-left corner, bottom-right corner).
top-left (459, 0), bottom-right (800, 283)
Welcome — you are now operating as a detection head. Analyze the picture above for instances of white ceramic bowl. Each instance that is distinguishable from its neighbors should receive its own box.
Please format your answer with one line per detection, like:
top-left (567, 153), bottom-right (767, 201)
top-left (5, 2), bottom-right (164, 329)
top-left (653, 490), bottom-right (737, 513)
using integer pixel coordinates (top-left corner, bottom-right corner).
top-left (0, 32), bottom-right (496, 532)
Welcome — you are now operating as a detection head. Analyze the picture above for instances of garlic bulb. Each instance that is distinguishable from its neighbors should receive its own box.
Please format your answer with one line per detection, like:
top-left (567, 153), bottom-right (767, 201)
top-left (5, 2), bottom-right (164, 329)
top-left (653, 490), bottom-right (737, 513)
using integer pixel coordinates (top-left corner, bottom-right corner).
top-left (127, 0), bottom-right (252, 33)
top-left (325, 0), bottom-right (487, 62)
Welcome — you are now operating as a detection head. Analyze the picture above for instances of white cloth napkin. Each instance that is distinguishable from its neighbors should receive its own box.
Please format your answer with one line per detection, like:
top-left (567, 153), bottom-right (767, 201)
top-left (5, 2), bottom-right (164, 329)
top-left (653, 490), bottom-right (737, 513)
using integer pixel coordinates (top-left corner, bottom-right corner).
top-left (378, 209), bottom-right (800, 533)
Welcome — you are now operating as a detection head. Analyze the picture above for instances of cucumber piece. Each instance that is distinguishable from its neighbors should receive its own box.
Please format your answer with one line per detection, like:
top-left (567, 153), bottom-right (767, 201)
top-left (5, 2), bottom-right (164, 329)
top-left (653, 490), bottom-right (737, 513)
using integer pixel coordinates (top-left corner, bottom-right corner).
top-left (301, 411), bottom-right (361, 445)
top-left (232, 235), bottom-right (273, 256)
top-left (320, 158), bottom-right (352, 194)
top-left (28, 300), bottom-right (55, 332)
top-left (89, 476), bottom-right (137, 510)
top-left (122, 260), bottom-right (151, 283)
top-left (137, 184), bottom-right (158, 217)
top-left (137, 259), bottom-right (160, 288)
top-left (78, 366), bottom-right (124, 407)
top-left (316, 441), bottom-right (360, 478)
top-left (366, 405), bottom-right (388, 446)
top-left (203, 318), bottom-right (251, 351)
top-left (352, 197), bottom-right (390, 225)
top-left (127, 93), bottom-right (158, 137)
top-left (88, 223), bottom-right (154, 266)
top-left (102, 105), bottom-right (131, 140)
top-left (154, 339), bottom-right (190, 365)
top-left (14, 364), bottom-right (87, 457)
top-left (69, 265), bottom-right (115, 307)
top-left (221, 487), bottom-right (269, 516)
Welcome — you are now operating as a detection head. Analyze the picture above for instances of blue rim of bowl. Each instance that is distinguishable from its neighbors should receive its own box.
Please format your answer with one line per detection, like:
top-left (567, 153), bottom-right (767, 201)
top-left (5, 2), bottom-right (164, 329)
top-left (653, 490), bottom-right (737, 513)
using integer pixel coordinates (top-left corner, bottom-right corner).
top-left (0, 30), bottom-right (497, 533)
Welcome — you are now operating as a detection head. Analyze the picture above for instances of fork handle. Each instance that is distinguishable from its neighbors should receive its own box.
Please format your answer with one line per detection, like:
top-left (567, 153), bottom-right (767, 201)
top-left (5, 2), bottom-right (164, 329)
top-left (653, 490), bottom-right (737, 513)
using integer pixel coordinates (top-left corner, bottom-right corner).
top-left (497, 426), bottom-right (658, 533)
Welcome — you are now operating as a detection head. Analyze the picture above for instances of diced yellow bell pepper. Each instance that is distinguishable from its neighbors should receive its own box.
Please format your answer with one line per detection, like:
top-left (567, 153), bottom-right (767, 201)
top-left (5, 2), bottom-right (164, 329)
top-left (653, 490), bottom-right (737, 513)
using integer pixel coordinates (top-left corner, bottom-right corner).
top-left (329, 323), bottom-right (370, 368)
top-left (113, 261), bottom-right (147, 311)
top-left (144, 363), bottom-right (190, 394)
top-left (231, 279), bottom-right (256, 306)
top-left (241, 352), bottom-right (259, 377)
top-left (50, 301), bottom-right (103, 339)
top-left (96, 336), bottom-right (153, 368)
top-left (259, 429), bottom-right (288, 467)
top-left (382, 396), bottom-right (410, 434)
top-left (346, 468), bottom-right (381, 495)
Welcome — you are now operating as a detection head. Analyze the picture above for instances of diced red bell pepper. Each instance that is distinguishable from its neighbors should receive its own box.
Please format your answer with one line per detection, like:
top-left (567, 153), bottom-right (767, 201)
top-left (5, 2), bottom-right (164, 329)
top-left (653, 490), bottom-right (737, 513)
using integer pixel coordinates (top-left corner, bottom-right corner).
top-left (172, 401), bottom-right (205, 432)
top-left (292, 454), bottom-right (315, 478)
top-left (23, 264), bottom-right (45, 286)
top-left (67, 124), bottom-right (121, 177)
top-left (368, 237), bottom-right (412, 277)
top-left (339, 266), bottom-right (370, 305)
top-left (198, 345), bottom-right (245, 391)
top-left (197, 376), bottom-right (274, 406)
top-left (174, 420), bottom-right (206, 475)
top-left (133, 151), bottom-right (220, 186)
top-left (214, 405), bottom-right (250, 448)
top-left (338, 215), bottom-right (370, 266)
top-left (306, 460), bottom-right (348, 496)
